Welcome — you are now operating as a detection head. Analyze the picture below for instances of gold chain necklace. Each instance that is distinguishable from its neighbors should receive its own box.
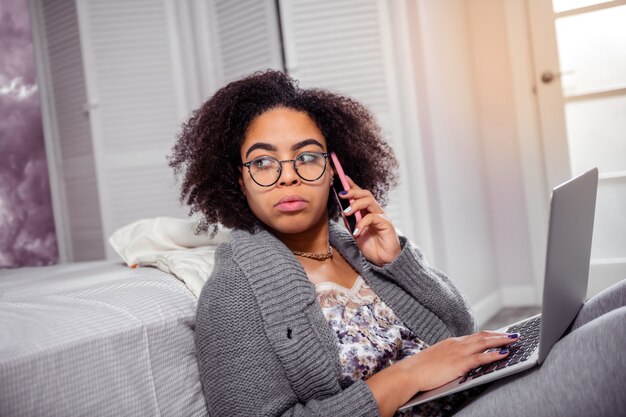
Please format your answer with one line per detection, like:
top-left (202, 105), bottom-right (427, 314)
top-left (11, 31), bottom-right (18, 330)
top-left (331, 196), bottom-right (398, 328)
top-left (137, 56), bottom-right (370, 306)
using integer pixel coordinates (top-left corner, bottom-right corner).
top-left (292, 246), bottom-right (334, 261)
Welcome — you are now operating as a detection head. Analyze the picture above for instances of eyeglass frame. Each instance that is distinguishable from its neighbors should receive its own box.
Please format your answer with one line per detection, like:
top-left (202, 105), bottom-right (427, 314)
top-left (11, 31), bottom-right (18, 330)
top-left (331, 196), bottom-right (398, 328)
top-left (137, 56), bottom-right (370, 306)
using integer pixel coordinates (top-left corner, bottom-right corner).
top-left (241, 151), bottom-right (329, 187)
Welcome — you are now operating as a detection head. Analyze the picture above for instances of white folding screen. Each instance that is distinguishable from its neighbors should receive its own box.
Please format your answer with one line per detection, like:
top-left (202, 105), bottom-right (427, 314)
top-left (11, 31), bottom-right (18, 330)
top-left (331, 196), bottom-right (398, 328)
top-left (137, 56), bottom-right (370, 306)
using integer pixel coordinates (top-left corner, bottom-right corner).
top-left (207, 0), bottom-right (284, 85)
top-left (33, 0), bottom-right (105, 261)
top-left (73, 0), bottom-right (192, 259)
top-left (32, 0), bottom-right (288, 261)
top-left (278, 0), bottom-right (416, 239)
top-left (32, 0), bottom-right (191, 261)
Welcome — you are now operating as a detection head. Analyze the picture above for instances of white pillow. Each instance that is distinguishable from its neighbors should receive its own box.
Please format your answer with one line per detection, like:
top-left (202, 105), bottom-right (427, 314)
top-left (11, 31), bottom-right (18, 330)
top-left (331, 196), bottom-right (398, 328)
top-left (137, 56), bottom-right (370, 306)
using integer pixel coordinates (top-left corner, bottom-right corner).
top-left (108, 217), bottom-right (229, 297)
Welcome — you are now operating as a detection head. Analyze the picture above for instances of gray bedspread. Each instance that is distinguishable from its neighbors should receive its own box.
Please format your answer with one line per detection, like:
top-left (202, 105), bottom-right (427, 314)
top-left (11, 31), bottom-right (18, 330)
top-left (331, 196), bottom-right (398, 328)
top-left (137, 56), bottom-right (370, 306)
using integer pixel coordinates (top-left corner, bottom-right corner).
top-left (0, 261), bottom-right (207, 417)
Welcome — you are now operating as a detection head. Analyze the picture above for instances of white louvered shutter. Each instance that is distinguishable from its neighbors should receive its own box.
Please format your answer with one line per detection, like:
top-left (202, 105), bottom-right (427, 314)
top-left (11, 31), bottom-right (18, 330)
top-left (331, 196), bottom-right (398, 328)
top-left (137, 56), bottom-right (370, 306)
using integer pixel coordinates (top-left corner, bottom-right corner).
top-left (76, 0), bottom-right (189, 259)
top-left (208, 0), bottom-right (284, 86)
top-left (279, 0), bottom-right (415, 238)
top-left (37, 0), bottom-right (105, 261)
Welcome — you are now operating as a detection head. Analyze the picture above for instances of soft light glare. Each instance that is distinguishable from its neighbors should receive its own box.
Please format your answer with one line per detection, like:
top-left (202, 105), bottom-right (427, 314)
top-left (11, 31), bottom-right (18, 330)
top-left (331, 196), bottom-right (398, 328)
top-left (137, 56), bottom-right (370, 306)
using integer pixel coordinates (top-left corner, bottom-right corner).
top-left (552, 0), bottom-right (613, 13)
top-left (555, 5), bottom-right (626, 96)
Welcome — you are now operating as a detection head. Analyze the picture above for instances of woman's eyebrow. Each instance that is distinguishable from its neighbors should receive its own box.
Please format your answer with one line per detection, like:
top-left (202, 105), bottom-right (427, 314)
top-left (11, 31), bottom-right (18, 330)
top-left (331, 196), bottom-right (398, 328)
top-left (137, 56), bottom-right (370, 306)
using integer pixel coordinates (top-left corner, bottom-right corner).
top-left (245, 139), bottom-right (324, 158)
top-left (245, 142), bottom-right (276, 158)
top-left (292, 139), bottom-right (324, 151)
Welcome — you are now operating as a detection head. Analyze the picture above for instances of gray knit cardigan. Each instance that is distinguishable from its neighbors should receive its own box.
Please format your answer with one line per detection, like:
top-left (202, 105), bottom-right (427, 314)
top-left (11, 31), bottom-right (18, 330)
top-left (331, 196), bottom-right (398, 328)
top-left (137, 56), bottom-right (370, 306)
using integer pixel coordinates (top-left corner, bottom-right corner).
top-left (195, 222), bottom-right (476, 416)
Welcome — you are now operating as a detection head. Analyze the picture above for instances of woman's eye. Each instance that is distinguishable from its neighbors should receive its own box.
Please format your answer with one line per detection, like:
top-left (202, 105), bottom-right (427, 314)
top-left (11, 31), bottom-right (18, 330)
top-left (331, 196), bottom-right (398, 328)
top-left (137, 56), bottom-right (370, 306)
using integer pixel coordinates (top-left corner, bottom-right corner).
top-left (253, 158), bottom-right (274, 169)
top-left (297, 153), bottom-right (317, 163)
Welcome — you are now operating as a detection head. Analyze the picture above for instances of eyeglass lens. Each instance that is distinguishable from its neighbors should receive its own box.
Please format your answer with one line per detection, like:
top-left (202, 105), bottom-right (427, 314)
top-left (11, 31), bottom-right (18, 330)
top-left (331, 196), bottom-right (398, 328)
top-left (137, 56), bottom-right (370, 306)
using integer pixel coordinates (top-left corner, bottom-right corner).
top-left (248, 152), bottom-right (326, 186)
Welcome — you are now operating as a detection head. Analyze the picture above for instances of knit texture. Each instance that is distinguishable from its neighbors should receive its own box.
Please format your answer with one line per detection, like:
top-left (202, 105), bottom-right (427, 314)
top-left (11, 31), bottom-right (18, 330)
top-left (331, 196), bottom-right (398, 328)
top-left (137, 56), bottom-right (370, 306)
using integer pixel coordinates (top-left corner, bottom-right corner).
top-left (195, 222), bottom-right (476, 416)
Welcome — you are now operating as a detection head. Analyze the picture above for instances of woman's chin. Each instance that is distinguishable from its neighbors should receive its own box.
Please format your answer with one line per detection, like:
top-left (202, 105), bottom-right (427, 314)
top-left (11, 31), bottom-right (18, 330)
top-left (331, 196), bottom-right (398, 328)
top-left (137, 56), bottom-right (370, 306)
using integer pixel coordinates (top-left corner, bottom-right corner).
top-left (268, 221), bottom-right (314, 235)
top-left (265, 213), bottom-right (327, 236)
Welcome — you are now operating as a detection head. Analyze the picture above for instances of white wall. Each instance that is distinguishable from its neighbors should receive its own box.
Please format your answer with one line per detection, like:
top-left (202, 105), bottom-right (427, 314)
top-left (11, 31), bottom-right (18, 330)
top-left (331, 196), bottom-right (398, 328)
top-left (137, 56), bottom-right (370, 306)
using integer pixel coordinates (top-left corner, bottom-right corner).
top-left (413, 0), bottom-right (499, 323)
top-left (408, 0), bottom-right (544, 324)
top-left (466, 0), bottom-right (537, 306)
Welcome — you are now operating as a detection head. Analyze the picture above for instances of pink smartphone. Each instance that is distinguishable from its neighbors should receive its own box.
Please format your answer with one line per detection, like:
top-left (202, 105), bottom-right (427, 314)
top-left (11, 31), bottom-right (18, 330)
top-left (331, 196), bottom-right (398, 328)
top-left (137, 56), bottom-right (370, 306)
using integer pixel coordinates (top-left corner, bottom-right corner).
top-left (330, 152), bottom-right (362, 233)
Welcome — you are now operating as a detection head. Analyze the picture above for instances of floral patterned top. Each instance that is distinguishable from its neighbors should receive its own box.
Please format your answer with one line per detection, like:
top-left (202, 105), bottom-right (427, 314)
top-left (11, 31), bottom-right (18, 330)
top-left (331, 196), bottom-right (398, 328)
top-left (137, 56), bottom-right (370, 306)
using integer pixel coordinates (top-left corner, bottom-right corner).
top-left (315, 276), bottom-right (481, 417)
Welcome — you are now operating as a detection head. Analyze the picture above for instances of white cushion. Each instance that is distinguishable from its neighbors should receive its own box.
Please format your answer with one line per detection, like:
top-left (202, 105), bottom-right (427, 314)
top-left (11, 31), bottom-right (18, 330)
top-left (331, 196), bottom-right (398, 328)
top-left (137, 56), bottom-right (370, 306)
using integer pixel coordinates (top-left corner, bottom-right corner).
top-left (108, 217), bottom-right (229, 297)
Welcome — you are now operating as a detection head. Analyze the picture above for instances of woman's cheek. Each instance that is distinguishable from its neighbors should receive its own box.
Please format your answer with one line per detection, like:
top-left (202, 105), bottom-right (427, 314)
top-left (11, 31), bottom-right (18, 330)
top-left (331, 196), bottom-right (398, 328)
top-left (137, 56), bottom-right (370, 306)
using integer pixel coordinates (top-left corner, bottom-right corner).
top-left (244, 193), bottom-right (271, 222)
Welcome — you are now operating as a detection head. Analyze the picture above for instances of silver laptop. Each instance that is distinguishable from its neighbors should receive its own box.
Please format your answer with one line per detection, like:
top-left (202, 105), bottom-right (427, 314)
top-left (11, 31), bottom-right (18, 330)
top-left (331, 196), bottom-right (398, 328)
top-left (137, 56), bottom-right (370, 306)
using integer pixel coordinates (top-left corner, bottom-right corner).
top-left (399, 167), bottom-right (598, 411)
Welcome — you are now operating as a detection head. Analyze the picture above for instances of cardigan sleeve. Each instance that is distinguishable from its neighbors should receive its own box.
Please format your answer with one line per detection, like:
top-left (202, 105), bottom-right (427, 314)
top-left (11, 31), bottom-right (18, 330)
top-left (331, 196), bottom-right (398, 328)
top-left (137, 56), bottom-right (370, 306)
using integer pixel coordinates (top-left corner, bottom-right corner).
top-left (367, 236), bottom-right (477, 337)
top-left (194, 244), bottom-right (381, 417)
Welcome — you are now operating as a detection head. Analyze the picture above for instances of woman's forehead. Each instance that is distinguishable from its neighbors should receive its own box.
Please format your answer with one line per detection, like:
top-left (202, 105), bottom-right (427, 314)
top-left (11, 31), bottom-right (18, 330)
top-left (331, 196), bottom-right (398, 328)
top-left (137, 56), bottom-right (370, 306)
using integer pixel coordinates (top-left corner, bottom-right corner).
top-left (242, 107), bottom-right (327, 153)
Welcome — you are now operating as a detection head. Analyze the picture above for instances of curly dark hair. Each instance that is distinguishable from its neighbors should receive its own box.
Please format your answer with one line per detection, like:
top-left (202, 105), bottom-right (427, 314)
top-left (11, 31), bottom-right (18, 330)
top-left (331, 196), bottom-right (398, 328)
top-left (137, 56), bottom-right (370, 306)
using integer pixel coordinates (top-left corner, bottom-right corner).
top-left (169, 70), bottom-right (399, 235)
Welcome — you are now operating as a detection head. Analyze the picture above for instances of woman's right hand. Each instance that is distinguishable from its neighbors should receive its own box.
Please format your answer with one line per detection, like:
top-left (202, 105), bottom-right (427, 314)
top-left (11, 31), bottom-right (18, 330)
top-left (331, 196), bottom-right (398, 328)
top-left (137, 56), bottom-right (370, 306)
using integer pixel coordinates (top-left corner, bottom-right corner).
top-left (406, 331), bottom-right (520, 392)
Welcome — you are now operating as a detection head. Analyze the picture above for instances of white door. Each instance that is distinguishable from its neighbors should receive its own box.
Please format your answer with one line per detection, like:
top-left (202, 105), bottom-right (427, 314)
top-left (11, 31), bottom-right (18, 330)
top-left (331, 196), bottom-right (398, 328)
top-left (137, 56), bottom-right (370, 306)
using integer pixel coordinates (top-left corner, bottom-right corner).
top-left (527, 0), bottom-right (626, 297)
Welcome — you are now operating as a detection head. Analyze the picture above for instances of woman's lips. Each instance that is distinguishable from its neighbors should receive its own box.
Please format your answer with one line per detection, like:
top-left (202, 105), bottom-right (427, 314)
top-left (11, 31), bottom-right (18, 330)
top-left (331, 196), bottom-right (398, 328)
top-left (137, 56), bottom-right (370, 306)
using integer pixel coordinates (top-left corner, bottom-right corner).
top-left (276, 201), bottom-right (308, 212)
top-left (275, 196), bottom-right (307, 213)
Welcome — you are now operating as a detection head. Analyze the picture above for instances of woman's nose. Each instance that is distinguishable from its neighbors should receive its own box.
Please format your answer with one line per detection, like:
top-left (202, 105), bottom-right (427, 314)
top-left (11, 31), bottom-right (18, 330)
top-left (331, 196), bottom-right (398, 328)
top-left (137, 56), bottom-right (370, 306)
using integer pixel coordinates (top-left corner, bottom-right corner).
top-left (278, 162), bottom-right (300, 186)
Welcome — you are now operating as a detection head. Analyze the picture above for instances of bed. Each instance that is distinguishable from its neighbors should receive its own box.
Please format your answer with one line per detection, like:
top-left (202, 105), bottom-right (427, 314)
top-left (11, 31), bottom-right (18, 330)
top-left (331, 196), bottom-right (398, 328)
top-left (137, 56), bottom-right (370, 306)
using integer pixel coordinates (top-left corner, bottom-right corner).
top-left (0, 218), bottom-right (223, 417)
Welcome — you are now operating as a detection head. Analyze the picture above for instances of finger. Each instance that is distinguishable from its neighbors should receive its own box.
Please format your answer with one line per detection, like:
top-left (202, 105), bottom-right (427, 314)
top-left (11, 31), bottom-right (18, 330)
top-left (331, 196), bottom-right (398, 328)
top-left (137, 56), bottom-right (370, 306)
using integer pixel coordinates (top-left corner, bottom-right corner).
top-left (339, 183), bottom-right (382, 212)
top-left (473, 330), bottom-right (514, 337)
top-left (468, 331), bottom-right (521, 351)
top-left (352, 213), bottom-right (376, 237)
top-left (338, 186), bottom-right (373, 200)
top-left (352, 213), bottom-right (393, 237)
top-left (475, 347), bottom-right (512, 366)
top-left (342, 194), bottom-right (384, 216)
top-left (466, 331), bottom-right (505, 345)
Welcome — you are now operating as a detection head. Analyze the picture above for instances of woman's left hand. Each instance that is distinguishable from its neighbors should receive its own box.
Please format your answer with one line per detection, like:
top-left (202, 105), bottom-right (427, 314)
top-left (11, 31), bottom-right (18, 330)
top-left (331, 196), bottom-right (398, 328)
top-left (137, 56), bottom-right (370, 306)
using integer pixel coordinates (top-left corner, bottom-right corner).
top-left (340, 177), bottom-right (401, 266)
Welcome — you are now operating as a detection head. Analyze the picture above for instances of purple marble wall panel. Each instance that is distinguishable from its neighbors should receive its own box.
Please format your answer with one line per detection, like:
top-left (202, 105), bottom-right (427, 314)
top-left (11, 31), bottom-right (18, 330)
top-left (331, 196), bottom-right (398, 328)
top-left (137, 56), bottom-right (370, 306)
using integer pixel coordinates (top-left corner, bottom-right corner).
top-left (0, 0), bottom-right (58, 268)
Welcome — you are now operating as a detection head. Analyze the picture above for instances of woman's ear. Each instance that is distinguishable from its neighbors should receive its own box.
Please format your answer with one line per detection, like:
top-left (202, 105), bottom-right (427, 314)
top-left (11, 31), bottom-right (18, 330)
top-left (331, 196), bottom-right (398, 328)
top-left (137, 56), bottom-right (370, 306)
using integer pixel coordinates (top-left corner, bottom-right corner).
top-left (238, 168), bottom-right (246, 195)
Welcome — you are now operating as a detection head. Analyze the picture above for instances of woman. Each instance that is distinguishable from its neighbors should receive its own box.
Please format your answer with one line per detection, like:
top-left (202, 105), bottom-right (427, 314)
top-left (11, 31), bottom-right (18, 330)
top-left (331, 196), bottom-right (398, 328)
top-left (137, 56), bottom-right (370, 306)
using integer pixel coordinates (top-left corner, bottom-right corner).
top-left (170, 70), bottom-right (625, 417)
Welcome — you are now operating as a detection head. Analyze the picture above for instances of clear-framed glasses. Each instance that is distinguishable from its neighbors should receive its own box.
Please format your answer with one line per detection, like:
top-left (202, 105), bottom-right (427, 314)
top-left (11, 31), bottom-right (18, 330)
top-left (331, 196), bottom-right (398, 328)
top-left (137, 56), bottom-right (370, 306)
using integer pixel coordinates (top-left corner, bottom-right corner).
top-left (242, 151), bottom-right (329, 187)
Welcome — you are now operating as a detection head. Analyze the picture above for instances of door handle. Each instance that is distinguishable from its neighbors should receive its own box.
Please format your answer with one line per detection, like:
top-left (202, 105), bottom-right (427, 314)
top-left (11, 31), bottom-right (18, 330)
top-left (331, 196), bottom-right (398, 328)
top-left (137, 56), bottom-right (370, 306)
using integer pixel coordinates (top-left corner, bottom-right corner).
top-left (540, 70), bottom-right (574, 84)
top-left (541, 71), bottom-right (561, 84)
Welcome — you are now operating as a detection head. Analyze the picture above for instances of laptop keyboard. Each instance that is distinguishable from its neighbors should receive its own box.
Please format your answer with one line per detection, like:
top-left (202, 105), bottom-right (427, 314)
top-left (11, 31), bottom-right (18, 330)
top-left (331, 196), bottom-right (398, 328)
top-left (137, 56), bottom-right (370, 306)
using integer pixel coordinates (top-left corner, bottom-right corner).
top-left (460, 315), bottom-right (542, 384)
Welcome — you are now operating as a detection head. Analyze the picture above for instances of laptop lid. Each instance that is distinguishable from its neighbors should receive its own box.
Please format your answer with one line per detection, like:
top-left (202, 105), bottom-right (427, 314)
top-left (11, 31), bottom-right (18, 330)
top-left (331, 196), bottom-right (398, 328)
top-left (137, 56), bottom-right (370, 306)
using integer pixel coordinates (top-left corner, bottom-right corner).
top-left (398, 168), bottom-right (599, 410)
top-left (538, 167), bottom-right (598, 364)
